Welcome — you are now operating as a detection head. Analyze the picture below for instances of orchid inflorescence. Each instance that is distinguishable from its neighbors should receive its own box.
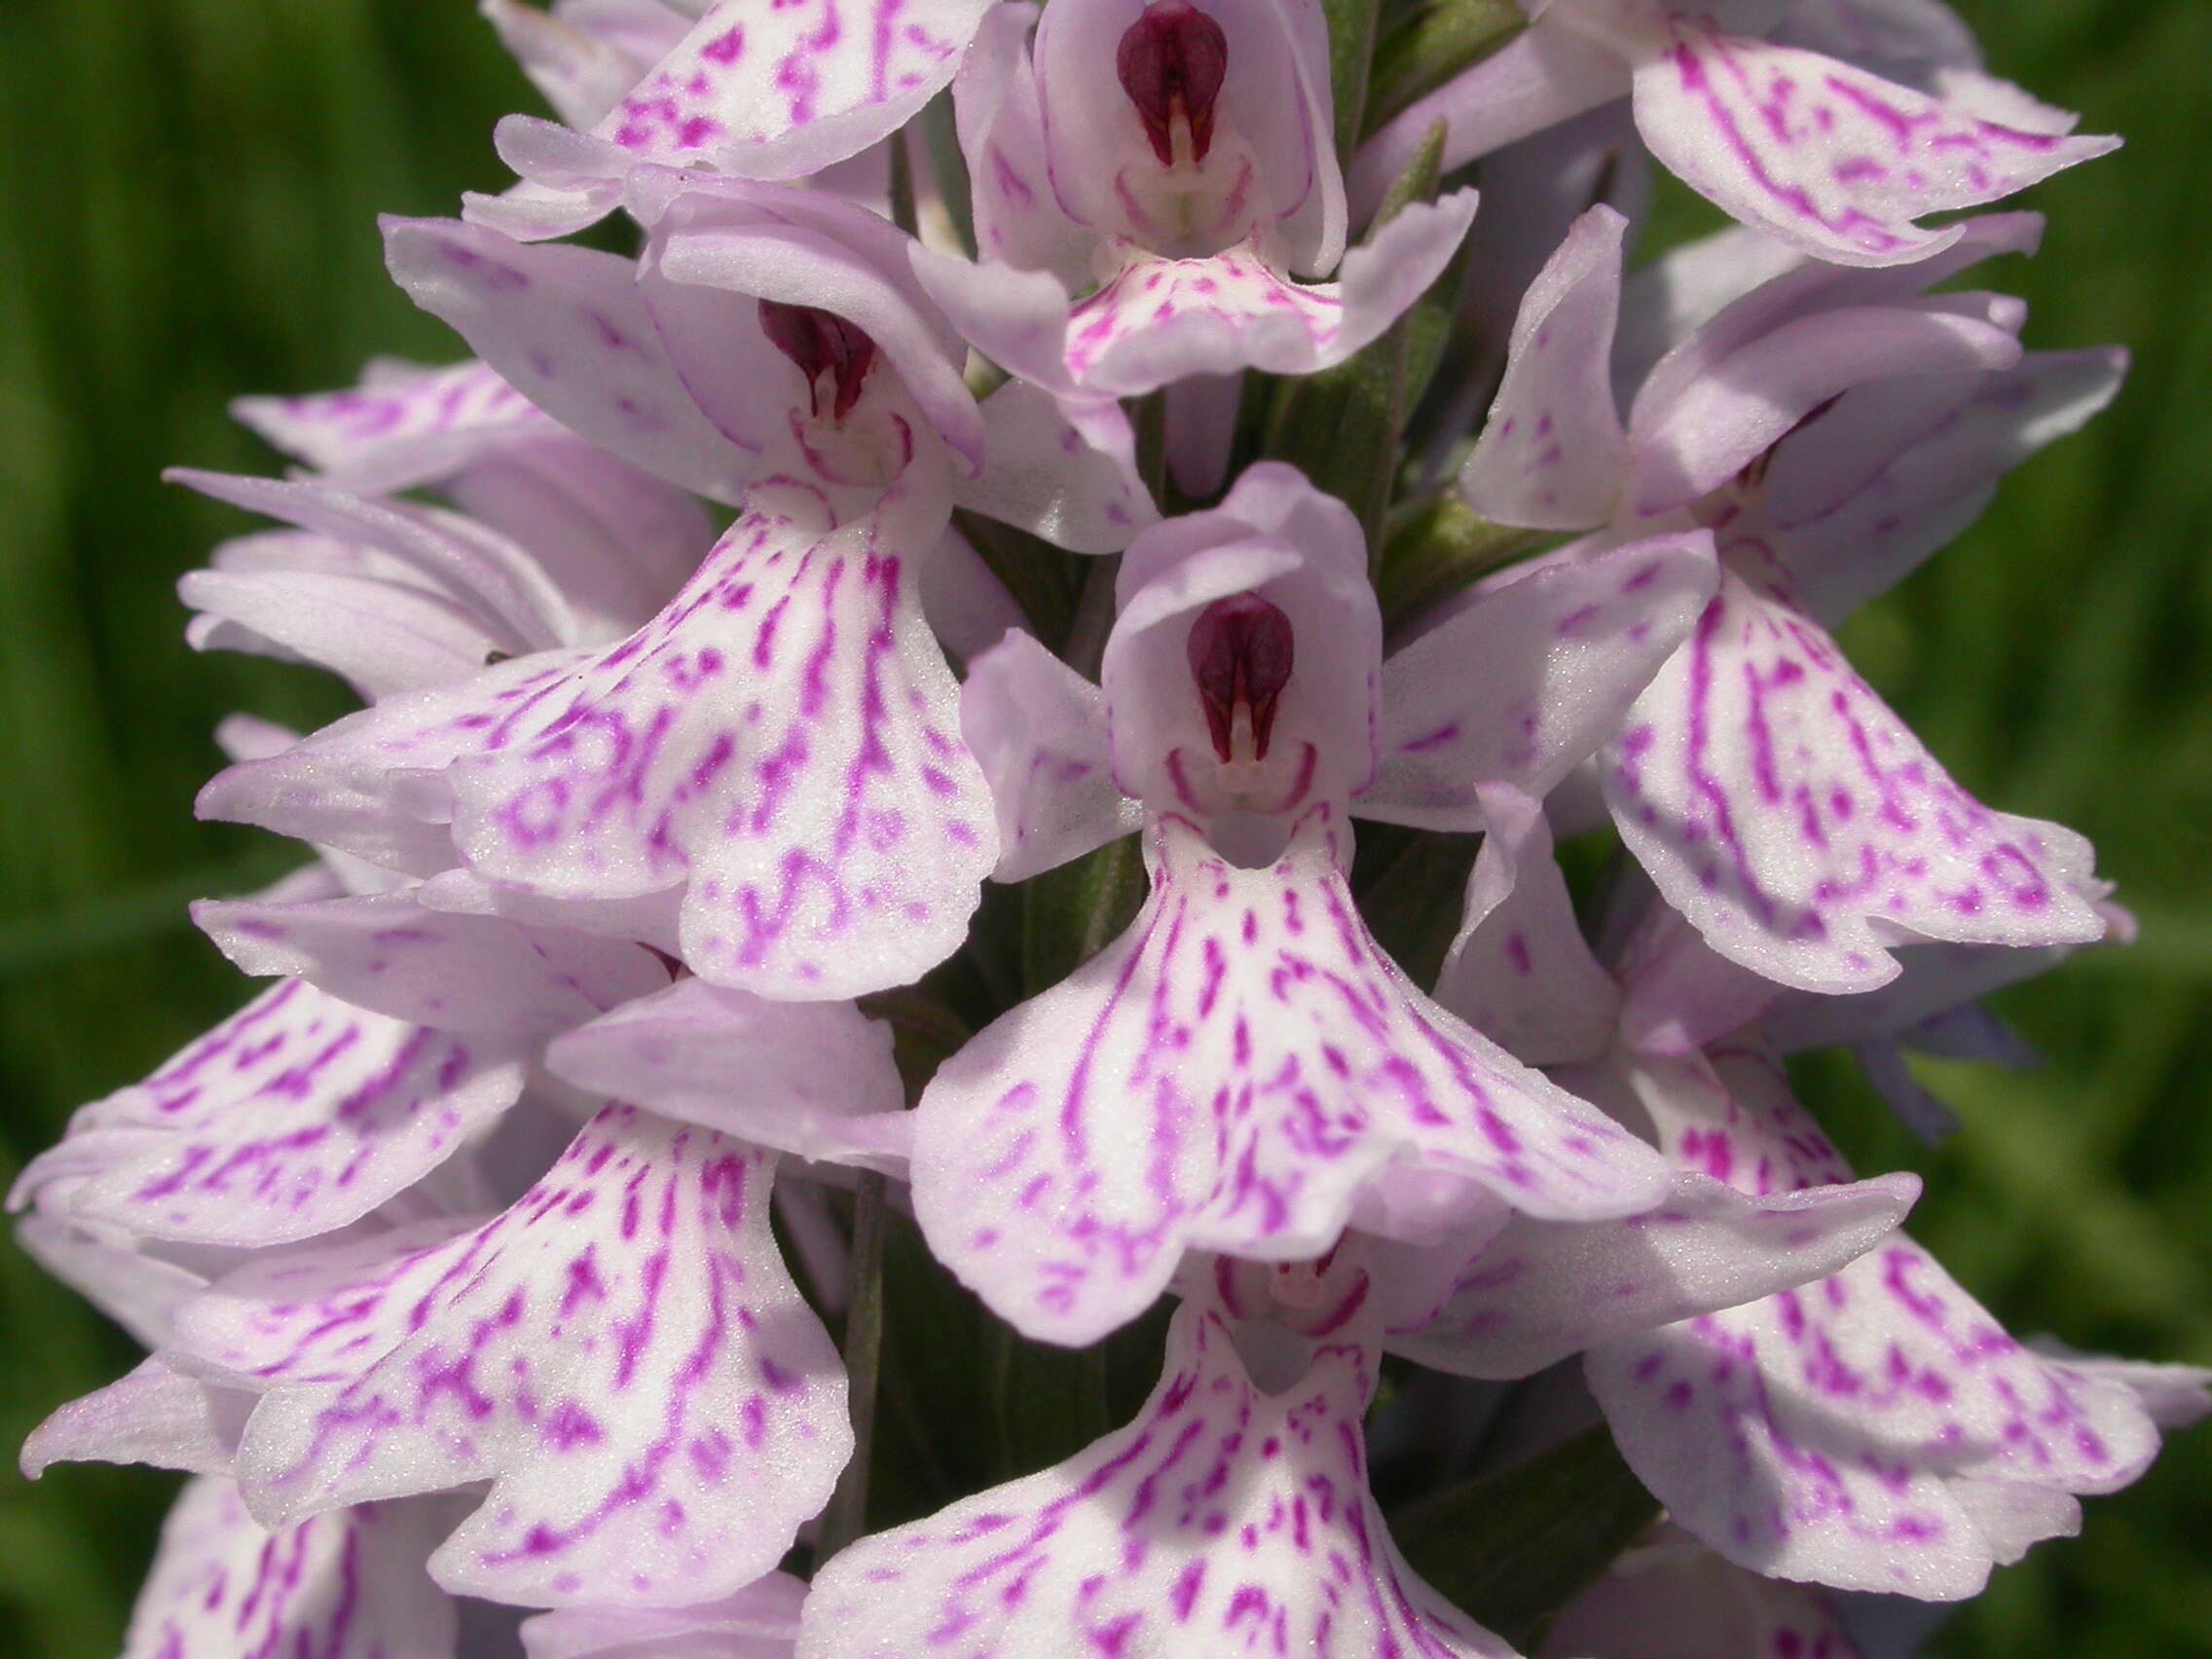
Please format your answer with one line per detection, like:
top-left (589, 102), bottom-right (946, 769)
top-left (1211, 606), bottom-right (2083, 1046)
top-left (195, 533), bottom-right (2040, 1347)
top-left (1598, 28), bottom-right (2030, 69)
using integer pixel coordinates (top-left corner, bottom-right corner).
top-left (14, 2), bottom-right (2205, 1656)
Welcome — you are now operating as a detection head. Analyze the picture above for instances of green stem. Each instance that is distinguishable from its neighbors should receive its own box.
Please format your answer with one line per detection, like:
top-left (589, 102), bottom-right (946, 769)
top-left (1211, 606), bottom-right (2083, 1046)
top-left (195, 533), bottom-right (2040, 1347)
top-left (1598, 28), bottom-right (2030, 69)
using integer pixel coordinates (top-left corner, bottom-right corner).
top-left (817, 1171), bottom-right (889, 1559)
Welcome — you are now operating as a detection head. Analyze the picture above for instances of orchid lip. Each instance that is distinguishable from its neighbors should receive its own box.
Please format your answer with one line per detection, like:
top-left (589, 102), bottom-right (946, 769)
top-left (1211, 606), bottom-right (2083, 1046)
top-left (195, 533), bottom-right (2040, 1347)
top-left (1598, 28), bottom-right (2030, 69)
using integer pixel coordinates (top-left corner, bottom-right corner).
top-left (757, 299), bottom-right (880, 423)
top-left (1188, 592), bottom-right (1293, 762)
top-left (1116, 0), bottom-right (1228, 168)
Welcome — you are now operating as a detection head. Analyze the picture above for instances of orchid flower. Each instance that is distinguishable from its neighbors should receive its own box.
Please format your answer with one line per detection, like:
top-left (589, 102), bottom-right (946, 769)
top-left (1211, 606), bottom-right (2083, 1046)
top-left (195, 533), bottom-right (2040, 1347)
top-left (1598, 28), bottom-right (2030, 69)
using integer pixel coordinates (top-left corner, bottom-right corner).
top-left (1398, 793), bottom-right (2187, 1599)
top-left (799, 1261), bottom-right (1520, 1659)
top-left (471, 0), bottom-right (997, 240)
top-left (1355, 0), bottom-right (2117, 266)
top-left (911, 0), bottom-right (1480, 398)
top-left (1455, 205), bottom-right (2121, 993)
top-left (908, 462), bottom-right (1720, 1343)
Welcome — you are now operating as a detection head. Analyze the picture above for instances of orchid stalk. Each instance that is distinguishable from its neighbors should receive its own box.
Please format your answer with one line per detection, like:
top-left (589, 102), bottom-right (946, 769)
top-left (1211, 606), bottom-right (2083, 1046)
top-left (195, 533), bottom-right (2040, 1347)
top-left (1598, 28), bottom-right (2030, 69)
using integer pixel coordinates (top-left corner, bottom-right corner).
top-left (11, 2), bottom-right (2203, 1656)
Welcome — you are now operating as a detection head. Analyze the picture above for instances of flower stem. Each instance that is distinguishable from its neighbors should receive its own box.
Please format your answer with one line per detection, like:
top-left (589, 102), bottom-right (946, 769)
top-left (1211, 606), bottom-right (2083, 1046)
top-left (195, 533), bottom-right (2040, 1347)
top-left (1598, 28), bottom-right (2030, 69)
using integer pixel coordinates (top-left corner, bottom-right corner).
top-left (818, 1169), bottom-right (889, 1560)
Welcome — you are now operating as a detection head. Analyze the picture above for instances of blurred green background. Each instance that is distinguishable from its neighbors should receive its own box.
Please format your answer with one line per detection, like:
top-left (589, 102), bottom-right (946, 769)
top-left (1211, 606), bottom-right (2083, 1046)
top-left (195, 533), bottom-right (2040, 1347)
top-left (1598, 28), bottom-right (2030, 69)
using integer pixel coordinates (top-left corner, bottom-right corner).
top-left (0, 2), bottom-right (2205, 1654)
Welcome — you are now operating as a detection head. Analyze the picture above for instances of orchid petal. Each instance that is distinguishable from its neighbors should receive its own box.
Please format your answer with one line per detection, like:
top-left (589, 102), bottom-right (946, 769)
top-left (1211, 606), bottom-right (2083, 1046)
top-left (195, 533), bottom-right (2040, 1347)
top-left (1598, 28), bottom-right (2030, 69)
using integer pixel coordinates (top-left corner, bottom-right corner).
top-left (43, 979), bottom-right (527, 1248)
top-left (1435, 783), bottom-right (1623, 1068)
top-left (233, 357), bottom-right (556, 492)
top-left (180, 1105), bottom-right (850, 1607)
top-left (585, 0), bottom-right (991, 182)
top-left (205, 483), bottom-right (997, 1000)
top-left (1750, 346), bottom-right (2126, 623)
top-left (953, 3), bottom-right (1092, 286)
top-left (1622, 291), bottom-right (2026, 519)
top-left (385, 216), bottom-right (762, 502)
top-left (483, 0), bottom-right (694, 129)
top-left (798, 1302), bottom-right (1514, 1659)
top-left (1625, 18), bottom-right (2117, 267)
top-left (911, 809), bottom-right (1671, 1346)
top-left (961, 630), bottom-right (1143, 884)
top-left (524, 1571), bottom-right (806, 1659)
top-left (22, 1358), bottom-right (251, 1479)
top-left (1458, 205), bottom-right (1632, 532)
top-left (546, 977), bottom-right (905, 1160)
top-left (1365, 531), bottom-right (1718, 830)
top-left (1394, 1163), bottom-right (1918, 1380)
top-left (121, 1479), bottom-right (458, 1659)
top-left (1587, 1042), bottom-right (2161, 1598)
top-left (194, 891), bottom-right (666, 1038)
top-left (1602, 567), bottom-right (2107, 993)
top-left (955, 381), bottom-right (1155, 553)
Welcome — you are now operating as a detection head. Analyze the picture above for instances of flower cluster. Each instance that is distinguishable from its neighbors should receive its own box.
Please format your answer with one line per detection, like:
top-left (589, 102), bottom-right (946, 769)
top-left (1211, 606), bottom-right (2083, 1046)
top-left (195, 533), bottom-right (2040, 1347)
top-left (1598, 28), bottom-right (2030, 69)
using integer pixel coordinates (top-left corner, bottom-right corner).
top-left (16, 2), bottom-right (2206, 1656)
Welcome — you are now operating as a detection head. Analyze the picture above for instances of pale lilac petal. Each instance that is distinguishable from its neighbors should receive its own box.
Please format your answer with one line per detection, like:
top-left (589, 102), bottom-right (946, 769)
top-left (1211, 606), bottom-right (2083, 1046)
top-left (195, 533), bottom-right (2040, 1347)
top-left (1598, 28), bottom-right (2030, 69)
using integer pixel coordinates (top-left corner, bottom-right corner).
top-left (545, 977), bottom-right (905, 1159)
top-left (2033, 1348), bottom-right (2212, 1434)
top-left (961, 629), bottom-right (1143, 884)
top-left (1364, 531), bottom-right (1718, 830)
top-left (1609, 903), bottom-right (1791, 1056)
top-left (385, 216), bottom-right (762, 501)
top-left (1394, 1163), bottom-right (1917, 1380)
top-left (182, 1105), bottom-right (851, 1607)
top-left (1613, 225), bottom-right (1809, 395)
top-left (524, 1572), bottom-right (805, 1659)
top-left (916, 523), bottom-right (1025, 661)
top-left (584, 0), bottom-right (991, 181)
top-left (1350, 19), bottom-right (1631, 222)
top-left (196, 650), bottom-right (595, 880)
top-left (21, 1358), bottom-right (251, 1479)
top-left (1749, 346), bottom-right (2126, 623)
top-left (952, 3), bottom-right (1092, 286)
top-left (1623, 292), bottom-right (2026, 519)
top-left (954, 381), bottom-right (1155, 553)
top-left (171, 469), bottom-right (576, 655)
top-left (42, 979), bottom-right (528, 1248)
top-left (1162, 371), bottom-right (1244, 500)
top-left (1626, 20), bottom-right (2118, 267)
top-left (1763, 932), bottom-right (2093, 1054)
top-left (11, 1213), bottom-right (205, 1349)
top-left (797, 1302), bottom-right (1514, 1659)
top-left (207, 483), bottom-right (997, 1000)
top-left (467, 138), bottom-right (633, 242)
top-left (1541, 1526), bottom-right (1865, 1659)
top-left (1587, 1044), bottom-right (2161, 1598)
top-left (484, 0), bottom-right (696, 129)
top-left (178, 566), bottom-right (511, 701)
top-left (1602, 567), bottom-right (2107, 993)
top-left (121, 1479), bottom-right (459, 1659)
top-left (1458, 205), bottom-right (1632, 532)
top-left (907, 247), bottom-right (1081, 395)
top-left (194, 892), bottom-right (666, 1039)
top-left (1434, 783), bottom-right (1623, 1068)
top-left (910, 809), bottom-right (1671, 1345)
top-left (233, 357), bottom-right (557, 491)
top-left (1773, 0), bottom-right (1982, 87)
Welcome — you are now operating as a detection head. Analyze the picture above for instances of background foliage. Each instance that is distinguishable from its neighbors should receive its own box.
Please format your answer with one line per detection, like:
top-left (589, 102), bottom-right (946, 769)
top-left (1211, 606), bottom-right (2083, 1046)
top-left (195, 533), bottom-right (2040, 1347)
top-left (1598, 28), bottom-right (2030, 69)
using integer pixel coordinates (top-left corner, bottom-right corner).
top-left (0, 2), bottom-right (2204, 1654)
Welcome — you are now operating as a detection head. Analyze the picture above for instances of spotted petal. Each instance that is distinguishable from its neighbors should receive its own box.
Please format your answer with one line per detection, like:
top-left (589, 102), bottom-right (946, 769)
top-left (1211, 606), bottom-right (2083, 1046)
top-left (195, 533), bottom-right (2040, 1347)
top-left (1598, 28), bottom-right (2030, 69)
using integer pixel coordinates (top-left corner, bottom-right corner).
top-left (1622, 16), bottom-right (2118, 267)
top-left (797, 1302), bottom-right (1514, 1659)
top-left (177, 1104), bottom-right (851, 1608)
top-left (385, 216), bottom-right (764, 503)
top-left (35, 979), bottom-right (525, 1248)
top-left (1586, 1042), bottom-right (2162, 1599)
top-left (546, 977), bottom-right (905, 1161)
top-left (915, 192), bottom-right (1478, 399)
top-left (1601, 567), bottom-right (2106, 993)
top-left (572, 0), bottom-right (988, 181)
top-left (203, 480), bottom-right (996, 1000)
top-left (960, 628), bottom-right (1142, 884)
top-left (1458, 204), bottom-right (1633, 532)
top-left (1363, 531), bottom-right (1718, 833)
top-left (910, 808), bottom-right (1671, 1346)
top-left (233, 357), bottom-right (557, 492)
top-left (122, 1479), bottom-right (459, 1659)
